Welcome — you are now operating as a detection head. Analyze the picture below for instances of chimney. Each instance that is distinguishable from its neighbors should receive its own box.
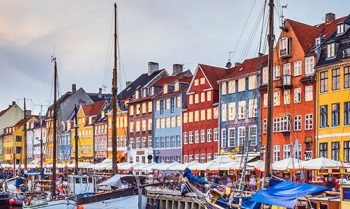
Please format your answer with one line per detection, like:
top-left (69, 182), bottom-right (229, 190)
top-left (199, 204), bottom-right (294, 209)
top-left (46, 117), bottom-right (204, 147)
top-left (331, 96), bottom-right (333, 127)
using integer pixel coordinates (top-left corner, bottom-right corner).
top-left (325, 12), bottom-right (335, 24)
top-left (98, 88), bottom-right (102, 98)
top-left (148, 62), bottom-right (159, 76)
top-left (126, 81), bottom-right (132, 87)
top-left (72, 84), bottom-right (77, 93)
top-left (10, 101), bottom-right (16, 107)
top-left (172, 64), bottom-right (183, 75)
top-left (235, 62), bottom-right (241, 67)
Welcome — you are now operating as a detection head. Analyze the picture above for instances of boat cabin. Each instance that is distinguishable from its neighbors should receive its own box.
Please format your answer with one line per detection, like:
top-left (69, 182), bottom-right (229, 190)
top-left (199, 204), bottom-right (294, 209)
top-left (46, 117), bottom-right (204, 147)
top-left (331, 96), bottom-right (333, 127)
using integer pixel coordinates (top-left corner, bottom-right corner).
top-left (67, 175), bottom-right (95, 195)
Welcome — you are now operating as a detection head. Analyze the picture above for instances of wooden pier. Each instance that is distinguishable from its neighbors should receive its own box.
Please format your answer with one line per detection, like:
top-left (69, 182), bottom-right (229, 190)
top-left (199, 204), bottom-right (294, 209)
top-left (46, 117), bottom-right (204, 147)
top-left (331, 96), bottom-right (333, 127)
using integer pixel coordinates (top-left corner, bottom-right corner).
top-left (146, 188), bottom-right (206, 209)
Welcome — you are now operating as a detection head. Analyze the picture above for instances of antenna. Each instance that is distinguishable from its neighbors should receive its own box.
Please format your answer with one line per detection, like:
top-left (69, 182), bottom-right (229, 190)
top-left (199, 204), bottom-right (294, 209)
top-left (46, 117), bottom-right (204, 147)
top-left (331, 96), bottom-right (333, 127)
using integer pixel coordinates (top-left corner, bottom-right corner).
top-left (280, 4), bottom-right (288, 26)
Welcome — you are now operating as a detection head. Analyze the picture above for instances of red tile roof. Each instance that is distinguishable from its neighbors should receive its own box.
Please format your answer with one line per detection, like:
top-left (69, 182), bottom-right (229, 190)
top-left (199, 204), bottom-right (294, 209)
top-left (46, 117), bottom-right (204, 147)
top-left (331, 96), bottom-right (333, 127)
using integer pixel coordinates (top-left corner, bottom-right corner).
top-left (223, 55), bottom-right (268, 80)
top-left (199, 64), bottom-right (226, 90)
top-left (179, 76), bottom-right (192, 83)
top-left (286, 16), bottom-right (347, 53)
top-left (153, 70), bottom-right (190, 87)
top-left (82, 100), bottom-right (105, 116)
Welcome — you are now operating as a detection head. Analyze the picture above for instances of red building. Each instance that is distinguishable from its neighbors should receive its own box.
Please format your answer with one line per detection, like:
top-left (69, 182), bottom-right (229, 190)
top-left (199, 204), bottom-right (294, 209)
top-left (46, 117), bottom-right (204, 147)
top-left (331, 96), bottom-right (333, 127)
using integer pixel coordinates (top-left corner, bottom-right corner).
top-left (182, 64), bottom-right (226, 163)
top-left (260, 13), bottom-right (343, 162)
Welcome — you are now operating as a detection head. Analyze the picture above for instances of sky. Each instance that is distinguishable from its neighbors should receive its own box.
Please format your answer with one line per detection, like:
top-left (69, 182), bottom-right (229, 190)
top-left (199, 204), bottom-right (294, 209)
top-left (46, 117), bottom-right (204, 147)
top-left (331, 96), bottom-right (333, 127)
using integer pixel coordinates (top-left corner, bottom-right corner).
top-left (0, 0), bottom-right (349, 114)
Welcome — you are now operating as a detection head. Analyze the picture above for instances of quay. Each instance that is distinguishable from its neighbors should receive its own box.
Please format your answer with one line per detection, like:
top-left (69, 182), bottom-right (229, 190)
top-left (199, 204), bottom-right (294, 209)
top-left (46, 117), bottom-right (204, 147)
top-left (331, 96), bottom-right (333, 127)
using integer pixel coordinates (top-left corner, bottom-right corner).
top-left (146, 188), bottom-right (206, 209)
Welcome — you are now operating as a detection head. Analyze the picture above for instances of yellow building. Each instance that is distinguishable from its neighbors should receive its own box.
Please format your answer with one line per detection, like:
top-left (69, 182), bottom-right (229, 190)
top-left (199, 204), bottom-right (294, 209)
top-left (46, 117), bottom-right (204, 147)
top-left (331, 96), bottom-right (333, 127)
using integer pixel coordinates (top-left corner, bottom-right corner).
top-left (71, 101), bottom-right (105, 162)
top-left (3, 127), bottom-right (14, 164)
top-left (107, 106), bottom-right (128, 162)
top-left (316, 18), bottom-right (350, 164)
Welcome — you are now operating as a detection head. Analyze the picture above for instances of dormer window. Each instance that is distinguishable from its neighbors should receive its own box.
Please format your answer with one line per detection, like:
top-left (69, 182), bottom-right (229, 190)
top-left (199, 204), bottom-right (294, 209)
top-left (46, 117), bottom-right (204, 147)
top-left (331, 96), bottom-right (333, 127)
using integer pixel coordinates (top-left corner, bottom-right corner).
top-left (280, 37), bottom-right (291, 58)
top-left (315, 37), bottom-right (321, 48)
top-left (337, 24), bottom-right (345, 35)
top-left (143, 89), bottom-right (147, 97)
top-left (151, 87), bottom-right (154, 96)
top-left (174, 81), bottom-right (179, 91)
top-left (135, 90), bottom-right (139, 99)
top-left (327, 43), bottom-right (336, 58)
top-left (164, 85), bottom-right (168, 94)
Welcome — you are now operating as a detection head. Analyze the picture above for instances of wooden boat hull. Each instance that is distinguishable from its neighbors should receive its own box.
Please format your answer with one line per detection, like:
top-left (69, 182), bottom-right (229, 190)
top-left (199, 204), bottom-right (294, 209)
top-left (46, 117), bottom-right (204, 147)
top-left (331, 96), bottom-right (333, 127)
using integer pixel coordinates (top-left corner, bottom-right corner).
top-left (76, 187), bottom-right (137, 205)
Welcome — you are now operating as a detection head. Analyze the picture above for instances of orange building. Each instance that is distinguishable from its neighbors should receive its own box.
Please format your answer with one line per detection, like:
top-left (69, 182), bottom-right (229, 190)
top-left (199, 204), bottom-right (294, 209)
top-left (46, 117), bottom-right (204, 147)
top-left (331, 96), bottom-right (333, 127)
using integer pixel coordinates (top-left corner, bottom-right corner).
top-left (260, 14), bottom-right (343, 162)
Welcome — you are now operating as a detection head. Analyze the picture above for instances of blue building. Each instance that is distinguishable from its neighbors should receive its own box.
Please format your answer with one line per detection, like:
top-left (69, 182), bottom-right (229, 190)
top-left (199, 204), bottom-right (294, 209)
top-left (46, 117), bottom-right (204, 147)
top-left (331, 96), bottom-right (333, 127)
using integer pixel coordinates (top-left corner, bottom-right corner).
top-left (218, 55), bottom-right (267, 155)
top-left (153, 65), bottom-right (192, 163)
top-left (58, 119), bottom-right (72, 163)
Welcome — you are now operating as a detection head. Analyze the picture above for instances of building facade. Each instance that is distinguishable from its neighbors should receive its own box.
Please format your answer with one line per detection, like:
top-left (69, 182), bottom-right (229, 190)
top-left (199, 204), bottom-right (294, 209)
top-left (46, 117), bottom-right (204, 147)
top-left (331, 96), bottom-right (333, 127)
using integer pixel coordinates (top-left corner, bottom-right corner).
top-left (218, 56), bottom-right (267, 156)
top-left (316, 15), bottom-right (350, 162)
top-left (153, 66), bottom-right (192, 163)
top-left (260, 14), bottom-right (342, 162)
top-left (182, 64), bottom-right (225, 163)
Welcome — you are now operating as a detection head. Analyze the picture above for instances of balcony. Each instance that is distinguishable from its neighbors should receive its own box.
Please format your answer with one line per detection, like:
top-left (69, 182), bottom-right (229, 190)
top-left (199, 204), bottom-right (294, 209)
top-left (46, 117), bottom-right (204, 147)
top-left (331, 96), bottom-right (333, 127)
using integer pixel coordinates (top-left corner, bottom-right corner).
top-left (280, 48), bottom-right (291, 58)
top-left (300, 74), bottom-right (315, 83)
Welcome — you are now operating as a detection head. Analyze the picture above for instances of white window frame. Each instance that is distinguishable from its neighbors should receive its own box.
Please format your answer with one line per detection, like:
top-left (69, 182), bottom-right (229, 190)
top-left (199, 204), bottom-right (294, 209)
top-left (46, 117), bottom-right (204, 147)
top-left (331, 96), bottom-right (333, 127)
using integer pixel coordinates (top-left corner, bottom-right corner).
top-left (228, 128), bottom-right (235, 147)
top-left (305, 85), bottom-right (313, 102)
top-left (221, 129), bottom-right (227, 148)
top-left (293, 60), bottom-right (302, 76)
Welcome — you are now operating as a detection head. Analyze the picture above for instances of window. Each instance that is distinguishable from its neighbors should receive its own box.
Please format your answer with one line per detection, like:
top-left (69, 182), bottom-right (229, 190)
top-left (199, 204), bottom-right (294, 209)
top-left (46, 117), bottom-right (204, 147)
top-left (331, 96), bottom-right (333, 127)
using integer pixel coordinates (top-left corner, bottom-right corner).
top-left (183, 132), bottom-right (188, 144)
top-left (273, 145), bottom-right (281, 162)
top-left (207, 153), bottom-right (212, 162)
top-left (184, 112), bottom-right (188, 123)
top-left (228, 80), bottom-right (236, 93)
top-left (274, 91), bottom-right (280, 106)
top-left (331, 142), bottom-right (340, 161)
top-left (228, 128), bottom-right (235, 147)
top-left (136, 121), bottom-right (141, 132)
top-left (214, 128), bottom-right (219, 141)
top-left (200, 110), bottom-right (206, 121)
top-left (331, 103), bottom-right (340, 127)
top-left (319, 143), bottom-right (328, 158)
top-left (305, 114), bottom-right (313, 130)
top-left (273, 115), bottom-right (291, 132)
top-left (337, 23), bottom-right (345, 34)
top-left (273, 66), bottom-right (281, 80)
top-left (189, 112), bottom-right (193, 123)
top-left (262, 67), bottom-right (268, 84)
top-left (195, 154), bottom-right (199, 162)
top-left (237, 78), bottom-right (245, 92)
top-left (207, 129), bottom-right (212, 142)
top-left (189, 95), bottom-right (193, 105)
top-left (200, 130), bottom-right (205, 143)
top-left (332, 68), bottom-right (340, 90)
top-left (320, 105), bottom-right (328, 128)
top-left (345, 102), bottom-right (350, 125)
top-left (194, 79), bottom-right (199, 86)
top-left (194, 131), bottom-right (199, 143)
top-left (176, 116), bottom-right (181, 127)
top-left (221, 104), bottom-right (227, 121)
top-left (160, 118), bottom-right (165, 128)
top-left (294, 88), bottom-right (301, 103)
top-left (305, 86), bottom-right (313, 102)
top-left (130, 105), bottom-right (134, 116)
top-left (345, 67), bottom-right (350, 88)
top-left (344, 141), bottom-right (350, 162)
top-left (284, 90), bottom-right (290, 104)
top-left (177, 96), bottom-right (181, 108)
top-left (189, 131), bottom-right (193, 144)
top-left (283, 144), bottom-right (291, 159)
top-left (200, 153), bottom-right (206, 163)
top-left (228, 102), bottom-right (236, 120)
top-left (320, 71), bottom-right (328, 93)
top-left (249, 126), bottom-right (257, 146)
top-left (238, 127), bottom-right (245, 147)
top-left (188, 154), bottom-right (193, 162)
top-left (129, 122), bottom-right (134, 132)
top-left (248, 75), bottom-right (257, 90)
top-left (148, 119), bottom-right (152, 131)
top-left (207, 91), bottom-right (212, 101)
top-left (166, 98), bottom-right (171, 110)
top-left (171, 116), bottom-right (176, 128)
top-left (280, 37), bottom-right (291, 57)
top-left (305, 56), bottom-right (315, 75)
top-left (221, 82), bottom-right (227, 95)
top-left (214, 107), bottom-right (219, 119)
top-left (194, 94), bottom-right (199, 104)
top-left (160, 100), bottom-right (164, 114)
top-left (327, 43), bottom-right (335, 58)
top-left (148, 101), bottom-right (152, 113)
top-left (248, 99), bottom-right (257, 118)
top-left (207, 108), bottom-right (212, 120)
top-left (263, 119), bottom-right (267, 133)
top-left (194, 111), bottom-right (199, 122)
top-left (200, 92), bottom-right (205, 103)
top-left (221, 129), bottom-right (227, 148)
top-left (263, 93), bottom-right (268, 107)
top-left (238, 101), bottom-right (246, 119)
top-left (293, 60), bottom-right (302, 76)
top-left (136, 104), bottom-right (140, 115)
top-left (183, 155), bottom-right (188, 163)
top-left (170, 97), bottom-right (175, 113)
top-left (200, 77), bottom-right (205, 85)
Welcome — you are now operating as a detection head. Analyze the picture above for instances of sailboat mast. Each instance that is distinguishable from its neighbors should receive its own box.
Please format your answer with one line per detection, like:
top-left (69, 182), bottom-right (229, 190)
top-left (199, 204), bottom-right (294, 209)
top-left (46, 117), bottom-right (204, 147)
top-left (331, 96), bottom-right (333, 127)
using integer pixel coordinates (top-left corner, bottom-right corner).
top-left (264, 0), bottom-right (275, 179)
top-left (112, 2), bottom-right (118, 174)
top-left (74, 105), bottom-right (79, 174)
top-left (23, 97), bottom-right (27, 171)
top-left (40, 105), bottom-right (43, 170)
top-left (51, 57), bottom-right (58, 198)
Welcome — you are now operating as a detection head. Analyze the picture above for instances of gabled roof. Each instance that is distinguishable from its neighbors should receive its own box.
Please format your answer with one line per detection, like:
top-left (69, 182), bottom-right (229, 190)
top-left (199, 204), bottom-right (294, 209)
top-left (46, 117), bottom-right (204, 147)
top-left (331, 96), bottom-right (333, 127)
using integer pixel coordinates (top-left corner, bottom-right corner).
top-left (82, 100), bottom-right (105, 117)
top-left (222, 55), bottom-right (268, 80)
top-left (198, 64), bottom-right (226, 90)
top-left (0, 106), bottom-right (11, 117)
top-left (316, 16), bottom-right (348, 39)
top-left (117, 70), bottom-right (164, 101)
top-left (152, 71), bottom-right (190, 87)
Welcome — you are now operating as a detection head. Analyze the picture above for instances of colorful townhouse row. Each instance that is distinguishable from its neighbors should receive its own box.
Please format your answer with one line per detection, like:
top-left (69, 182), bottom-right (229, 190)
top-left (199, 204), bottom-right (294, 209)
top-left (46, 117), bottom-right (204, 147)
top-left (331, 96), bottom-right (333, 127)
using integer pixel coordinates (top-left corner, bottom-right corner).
top-left (1, 12), bottom-right (350, 167)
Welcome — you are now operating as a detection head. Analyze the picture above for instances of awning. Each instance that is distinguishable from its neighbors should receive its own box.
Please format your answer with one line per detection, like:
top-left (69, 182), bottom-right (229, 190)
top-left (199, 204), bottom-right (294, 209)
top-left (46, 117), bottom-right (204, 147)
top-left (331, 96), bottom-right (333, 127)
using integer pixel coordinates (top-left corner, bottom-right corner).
top-left (303, 157), bottom-right (343, 170)
top-left (272, 158), bottom-right (304, 171)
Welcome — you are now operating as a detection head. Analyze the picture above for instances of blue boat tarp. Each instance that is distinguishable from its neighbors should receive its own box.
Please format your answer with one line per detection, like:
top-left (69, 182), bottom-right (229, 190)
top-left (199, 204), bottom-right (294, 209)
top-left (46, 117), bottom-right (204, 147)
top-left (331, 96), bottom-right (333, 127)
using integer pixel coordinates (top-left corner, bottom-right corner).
top-left (251, 181), bottom-right (329, 208)
top-left (183, 168), bottom-right (208, 185)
